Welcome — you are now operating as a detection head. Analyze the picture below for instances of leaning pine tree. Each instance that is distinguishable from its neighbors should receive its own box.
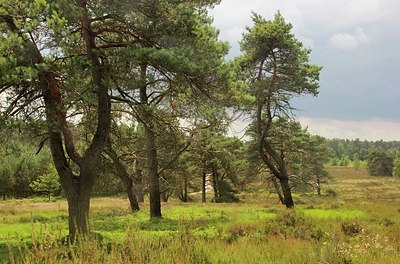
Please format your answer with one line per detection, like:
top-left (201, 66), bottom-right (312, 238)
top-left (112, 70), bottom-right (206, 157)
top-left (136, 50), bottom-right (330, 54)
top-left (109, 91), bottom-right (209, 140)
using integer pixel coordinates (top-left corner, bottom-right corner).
top-left (237, 12), bottom-right (322, 208)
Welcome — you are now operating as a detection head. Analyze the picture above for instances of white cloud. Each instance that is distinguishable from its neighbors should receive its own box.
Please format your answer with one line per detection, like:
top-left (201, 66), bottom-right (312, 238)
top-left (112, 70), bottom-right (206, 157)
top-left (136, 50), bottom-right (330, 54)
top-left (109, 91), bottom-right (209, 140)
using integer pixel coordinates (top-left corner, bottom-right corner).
top-left (329, 27), bottom-right (370, 50)
top-left (298, 36), bottom-right (315, 49)
top-left (298, 117), bottom-right (400, 141)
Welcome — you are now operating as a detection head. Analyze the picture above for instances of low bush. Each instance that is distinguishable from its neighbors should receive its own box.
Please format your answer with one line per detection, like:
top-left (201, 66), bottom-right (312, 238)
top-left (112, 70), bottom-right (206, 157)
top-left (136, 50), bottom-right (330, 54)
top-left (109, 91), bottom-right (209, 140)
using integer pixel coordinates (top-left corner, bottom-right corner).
top-left (265, 209), bottom-right (324, 240)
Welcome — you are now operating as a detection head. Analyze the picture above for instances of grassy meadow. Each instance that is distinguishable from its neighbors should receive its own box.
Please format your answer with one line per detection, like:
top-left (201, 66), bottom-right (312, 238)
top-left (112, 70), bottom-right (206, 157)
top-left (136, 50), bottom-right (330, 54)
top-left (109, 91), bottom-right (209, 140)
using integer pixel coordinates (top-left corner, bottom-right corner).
top-left (1, 167), bottom-right (399, 263)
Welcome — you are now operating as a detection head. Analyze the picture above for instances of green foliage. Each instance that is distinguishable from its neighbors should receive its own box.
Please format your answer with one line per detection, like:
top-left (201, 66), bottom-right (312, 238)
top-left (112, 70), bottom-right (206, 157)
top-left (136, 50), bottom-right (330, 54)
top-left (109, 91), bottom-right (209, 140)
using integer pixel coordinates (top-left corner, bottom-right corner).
top-left (29, 164), bottom-right (61, 202)
top-left (367, 150), bottom-right (394, 176)
top-left (212, 180), bottom-right (240, 203)
top-left (329, 138), bottom-right (400, 162)
top-left (353, 153), bottom-right (361, 168)
top-left (339, 155), bottom-right (351, 166)
top-left (393, 157), bottom-right (400, 177)
top-left (265, 209), bottom-right (324, 240)
top-left (0, 124), bottom-right (51, 199)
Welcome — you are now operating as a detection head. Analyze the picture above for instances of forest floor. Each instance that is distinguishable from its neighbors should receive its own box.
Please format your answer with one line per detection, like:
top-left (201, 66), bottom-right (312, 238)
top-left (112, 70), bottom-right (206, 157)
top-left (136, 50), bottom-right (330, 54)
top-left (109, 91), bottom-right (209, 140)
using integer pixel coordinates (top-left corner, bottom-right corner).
top-left (0, 167), bottom-right (399, 263)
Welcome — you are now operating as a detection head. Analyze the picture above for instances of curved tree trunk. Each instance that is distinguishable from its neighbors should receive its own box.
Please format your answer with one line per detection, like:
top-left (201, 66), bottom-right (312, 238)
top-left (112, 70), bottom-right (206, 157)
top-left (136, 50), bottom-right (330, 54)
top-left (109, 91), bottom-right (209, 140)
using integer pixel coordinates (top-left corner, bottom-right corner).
top-left (106, 146), bottom-right (140, 212)
top-left (126, 178), bottom-right (140, 212)
top-left (272, 176), bottom-right (285, 205)
top-left (1, 2), bottom-right (110, 238)
top-left (279, 177), bottom-right (294, 208)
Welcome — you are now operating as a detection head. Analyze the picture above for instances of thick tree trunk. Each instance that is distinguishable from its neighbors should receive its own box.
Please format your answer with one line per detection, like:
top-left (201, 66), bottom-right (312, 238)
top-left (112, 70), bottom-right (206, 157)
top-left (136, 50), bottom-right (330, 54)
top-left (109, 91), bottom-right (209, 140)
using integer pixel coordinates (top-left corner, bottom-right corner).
top-left (65, 188), bottom-right (91, 237)
top-left (279, 177), bottom-right (294, 208)
top-left (272, 176), bottom-right (285, 205)
top-left (57, 163), bottom-right (96, 238)
top-left (202, 169), bottom-right (206, 203)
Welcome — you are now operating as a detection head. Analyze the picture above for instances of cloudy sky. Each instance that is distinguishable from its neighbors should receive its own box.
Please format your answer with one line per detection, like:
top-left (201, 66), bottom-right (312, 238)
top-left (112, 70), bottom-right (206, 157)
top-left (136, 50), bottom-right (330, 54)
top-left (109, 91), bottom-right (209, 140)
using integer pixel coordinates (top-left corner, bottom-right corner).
top-left (209, 0), bottom-right (400, 141)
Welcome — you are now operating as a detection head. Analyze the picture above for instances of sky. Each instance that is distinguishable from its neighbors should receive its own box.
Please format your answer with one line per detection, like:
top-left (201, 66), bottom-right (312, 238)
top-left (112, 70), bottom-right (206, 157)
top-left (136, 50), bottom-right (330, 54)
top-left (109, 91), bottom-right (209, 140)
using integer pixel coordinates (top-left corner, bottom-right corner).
top-left (209, 0), bottom-right (400, 141)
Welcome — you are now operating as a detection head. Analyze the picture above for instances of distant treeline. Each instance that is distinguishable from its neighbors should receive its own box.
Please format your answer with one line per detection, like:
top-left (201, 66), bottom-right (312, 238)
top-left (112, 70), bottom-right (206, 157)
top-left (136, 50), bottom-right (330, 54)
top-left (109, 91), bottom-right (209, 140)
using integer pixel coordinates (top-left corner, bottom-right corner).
top-left (328, 138), bottom-right (400, 164)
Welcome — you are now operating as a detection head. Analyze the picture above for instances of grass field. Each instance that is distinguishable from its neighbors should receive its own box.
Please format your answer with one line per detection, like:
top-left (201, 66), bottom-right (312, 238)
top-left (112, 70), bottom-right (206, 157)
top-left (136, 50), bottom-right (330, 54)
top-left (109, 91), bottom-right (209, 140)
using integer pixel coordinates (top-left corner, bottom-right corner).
top-left (1, 167), bottom-right (399, 263)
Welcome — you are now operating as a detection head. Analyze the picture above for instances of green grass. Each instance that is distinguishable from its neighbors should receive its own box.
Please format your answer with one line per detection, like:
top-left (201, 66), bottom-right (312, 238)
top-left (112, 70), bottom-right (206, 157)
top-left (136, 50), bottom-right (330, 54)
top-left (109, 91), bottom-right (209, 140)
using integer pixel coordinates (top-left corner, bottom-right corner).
top-left (1, 166), bottom-right (400, 263)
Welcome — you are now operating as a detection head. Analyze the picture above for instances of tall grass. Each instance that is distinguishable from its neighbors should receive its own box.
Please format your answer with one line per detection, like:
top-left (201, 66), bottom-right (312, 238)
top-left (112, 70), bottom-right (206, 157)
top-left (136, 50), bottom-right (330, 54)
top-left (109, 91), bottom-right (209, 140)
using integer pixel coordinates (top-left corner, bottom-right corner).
top-left (1, 167), bottom-right (400, 263)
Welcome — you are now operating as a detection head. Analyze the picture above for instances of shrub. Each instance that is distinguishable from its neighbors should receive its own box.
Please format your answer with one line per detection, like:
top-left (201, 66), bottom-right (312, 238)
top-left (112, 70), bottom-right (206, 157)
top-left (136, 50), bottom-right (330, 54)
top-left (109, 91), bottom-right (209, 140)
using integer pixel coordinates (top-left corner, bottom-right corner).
top-left (325, 188), bottom-right (338, 197)
top-left (367, 150), bottom-right (393, 176)
top-left (265, 209), bottom-right (324, 240)
top-left (341, 221), bottom-right (363, 236)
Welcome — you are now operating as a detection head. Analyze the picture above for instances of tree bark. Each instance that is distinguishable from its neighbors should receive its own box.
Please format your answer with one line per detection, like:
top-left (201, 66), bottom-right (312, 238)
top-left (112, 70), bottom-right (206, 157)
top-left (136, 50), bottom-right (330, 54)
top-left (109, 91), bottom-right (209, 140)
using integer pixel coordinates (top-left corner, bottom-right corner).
top-left (316, 177), bottom-right (321, 196)
top-left (212, 165), bottom-right (219, 199)
top-left (143, 115), bottom-right (161, 217)
top-left (271, 176), bottom-right (285, 205)
top-left (279, 177), bottom-right (294, 208)
top-left (136, 170), bottom-right (145, 203)
top-left (139, 63), bottom-right (161, 218)
top-left (201, 168), bottom-right (206, 203)
top-left (106, 146), bottom-right (140, 212)
top-left (42, 0), bottom-right (110, 237)
top-left (179, 175), bottom-right (188, 202)
top-left (126, 178), bottom-right (140, 212)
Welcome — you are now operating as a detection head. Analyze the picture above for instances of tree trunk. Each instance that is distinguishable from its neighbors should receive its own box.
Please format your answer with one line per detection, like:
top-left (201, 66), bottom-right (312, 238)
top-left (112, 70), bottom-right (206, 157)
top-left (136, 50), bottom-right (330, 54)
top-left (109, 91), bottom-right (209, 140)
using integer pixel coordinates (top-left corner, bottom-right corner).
top-left (145, 125), bottom-right (162, 218)
top-left (212, 165), bottom-right (219, 199)
top-left (2, 193), bottom-right (5, 201)
top-left (316, 177), bottom-right (321, 196)
top-left (179, 176), bottom-right (188, 202)
top-left (279, 177), bottom-right (294, 208)
top-left (161, 192), bottom-right (168, 203)
top-left (65, 190), bottom-right (91, 237)
top-left (126, 178), bottom-right (140, 212)
top-left (106, 146), bottom-right (140, 212)
top-left (183, 175), bottom-right (188, 202)
top-left (139, 63), bottom-right (161, 218)
top-left (202, 169), bottom-right (206, 203)
top-left (136, 173), bottom-right (145, 203)
top-left (272, 176), bottom-right (285, 204)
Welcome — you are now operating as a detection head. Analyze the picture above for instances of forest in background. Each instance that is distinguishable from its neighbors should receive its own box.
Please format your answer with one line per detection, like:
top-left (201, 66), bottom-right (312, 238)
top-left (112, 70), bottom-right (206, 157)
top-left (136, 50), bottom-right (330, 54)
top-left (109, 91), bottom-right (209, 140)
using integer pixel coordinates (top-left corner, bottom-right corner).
top-left (2, 122), bottom-right (399, 200)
